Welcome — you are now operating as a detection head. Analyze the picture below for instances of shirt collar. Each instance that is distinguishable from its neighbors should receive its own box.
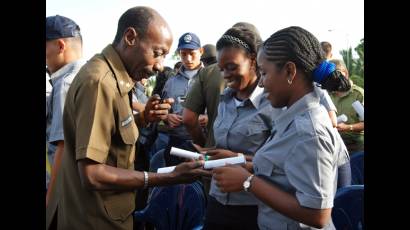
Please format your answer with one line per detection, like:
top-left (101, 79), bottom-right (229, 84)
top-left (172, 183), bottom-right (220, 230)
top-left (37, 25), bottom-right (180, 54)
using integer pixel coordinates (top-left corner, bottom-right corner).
top-left (102, 44), bottom-right (135, 96)
top-left (177, 62), bottom-right (204, 79)
top-left (50, 59), bottom-right (85, 84)
top-left (221, 85), bottom-right (265, 109)
top-left (274, 90), bottom-right (320, 136)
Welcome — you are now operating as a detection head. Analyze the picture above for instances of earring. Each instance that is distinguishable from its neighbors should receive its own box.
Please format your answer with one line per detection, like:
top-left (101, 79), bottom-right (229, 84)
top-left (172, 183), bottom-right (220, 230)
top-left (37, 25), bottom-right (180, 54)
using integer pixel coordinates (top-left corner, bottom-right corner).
top-left (287, 79), bottom-right (292, 85)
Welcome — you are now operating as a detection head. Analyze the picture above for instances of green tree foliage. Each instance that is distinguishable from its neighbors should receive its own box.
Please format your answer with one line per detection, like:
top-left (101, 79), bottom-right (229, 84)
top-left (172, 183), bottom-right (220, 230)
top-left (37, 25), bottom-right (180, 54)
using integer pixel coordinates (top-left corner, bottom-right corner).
top-left (340, 39), bottom-right (364, 88)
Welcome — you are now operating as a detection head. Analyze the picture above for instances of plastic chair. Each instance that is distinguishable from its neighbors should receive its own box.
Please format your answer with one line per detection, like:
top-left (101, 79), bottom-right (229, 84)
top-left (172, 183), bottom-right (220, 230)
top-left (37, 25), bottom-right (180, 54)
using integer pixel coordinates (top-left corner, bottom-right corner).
top-left (350, 151), bottom-right (364, 185)
top-left (134, 181), bottom-right (206, 230)
top-left (332, 185), bottom-right (364, 230)
top-left (149, 149), bottom-right (166, 173)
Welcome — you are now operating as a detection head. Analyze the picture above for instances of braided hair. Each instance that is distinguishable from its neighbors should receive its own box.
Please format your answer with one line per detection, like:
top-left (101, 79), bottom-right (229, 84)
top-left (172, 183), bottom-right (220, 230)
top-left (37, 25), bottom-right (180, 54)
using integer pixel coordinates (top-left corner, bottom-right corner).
top-left (262, 26), bottom-right (351, 92)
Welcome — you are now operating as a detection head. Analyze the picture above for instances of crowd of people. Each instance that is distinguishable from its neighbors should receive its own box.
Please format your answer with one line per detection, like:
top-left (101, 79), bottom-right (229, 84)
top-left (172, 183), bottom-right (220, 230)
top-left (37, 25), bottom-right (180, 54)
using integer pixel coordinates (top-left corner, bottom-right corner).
top-left (46, 6), bottom-right (364, 230)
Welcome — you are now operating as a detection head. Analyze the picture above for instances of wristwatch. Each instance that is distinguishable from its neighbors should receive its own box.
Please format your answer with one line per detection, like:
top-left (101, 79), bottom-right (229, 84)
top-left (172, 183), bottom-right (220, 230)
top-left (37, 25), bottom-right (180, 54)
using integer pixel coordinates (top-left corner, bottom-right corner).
top-left (243, 174), bottom-right (254, 192)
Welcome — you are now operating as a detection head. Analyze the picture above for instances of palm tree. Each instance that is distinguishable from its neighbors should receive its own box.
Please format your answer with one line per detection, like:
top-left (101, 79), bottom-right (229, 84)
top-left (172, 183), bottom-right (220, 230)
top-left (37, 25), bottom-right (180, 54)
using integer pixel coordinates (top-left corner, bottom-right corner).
top-left (339, 39), bottom-right (364, 88)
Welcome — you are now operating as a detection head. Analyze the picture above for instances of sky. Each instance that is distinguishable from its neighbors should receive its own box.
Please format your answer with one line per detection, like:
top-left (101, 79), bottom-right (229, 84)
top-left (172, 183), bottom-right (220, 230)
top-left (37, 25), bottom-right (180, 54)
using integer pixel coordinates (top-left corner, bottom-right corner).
top-left (46, 0), bottom-right (364, 67)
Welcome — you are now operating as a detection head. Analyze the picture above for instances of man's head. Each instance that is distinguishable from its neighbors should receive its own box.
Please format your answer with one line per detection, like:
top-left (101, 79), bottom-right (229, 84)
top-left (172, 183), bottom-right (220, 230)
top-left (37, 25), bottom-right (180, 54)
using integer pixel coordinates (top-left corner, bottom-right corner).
top-left (201, 44), bottom-right (217, 66)
top-left (113, 6), bottom-right (173, 82)
top-left (46, 15), bottom-right (83, 74)
top-left (177, 32), bottom-right (203, 70)
top-left (321, 41), bottom-right (332, 60)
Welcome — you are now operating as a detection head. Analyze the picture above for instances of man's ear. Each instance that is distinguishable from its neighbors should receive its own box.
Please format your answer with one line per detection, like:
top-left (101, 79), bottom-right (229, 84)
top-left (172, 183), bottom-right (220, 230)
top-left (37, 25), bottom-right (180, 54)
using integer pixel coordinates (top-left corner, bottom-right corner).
top-left (57, 39), bottom-right (66, 54)
top-left (124, 27), bottom-right (138, 46)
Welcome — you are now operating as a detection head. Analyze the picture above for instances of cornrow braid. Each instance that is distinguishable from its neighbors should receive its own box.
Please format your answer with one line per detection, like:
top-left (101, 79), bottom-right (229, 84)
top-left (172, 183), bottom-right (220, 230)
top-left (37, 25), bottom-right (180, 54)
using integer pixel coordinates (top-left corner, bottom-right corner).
top-left (262, 26), bottom-right (351, 91)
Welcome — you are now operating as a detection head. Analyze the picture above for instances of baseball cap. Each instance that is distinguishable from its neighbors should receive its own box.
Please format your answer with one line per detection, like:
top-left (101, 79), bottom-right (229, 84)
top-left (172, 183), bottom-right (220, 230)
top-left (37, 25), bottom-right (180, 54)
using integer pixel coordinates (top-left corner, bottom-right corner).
top-left (46, 15), bottom-right (81, 41)
top-left (177, 32), bottom-right (201, 50)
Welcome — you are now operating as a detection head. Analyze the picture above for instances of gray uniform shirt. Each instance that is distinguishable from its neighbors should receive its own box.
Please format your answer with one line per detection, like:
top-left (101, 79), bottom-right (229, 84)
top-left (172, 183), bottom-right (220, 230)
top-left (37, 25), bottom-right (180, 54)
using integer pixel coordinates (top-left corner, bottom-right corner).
top-left (162, 65), bottom-right (202, 139)
top-left (46, 59), bottom-right (85, 160)
top-left (210, 86), bottom-right (281, 205)
top-left (252, 91), bottom-right (349, 230)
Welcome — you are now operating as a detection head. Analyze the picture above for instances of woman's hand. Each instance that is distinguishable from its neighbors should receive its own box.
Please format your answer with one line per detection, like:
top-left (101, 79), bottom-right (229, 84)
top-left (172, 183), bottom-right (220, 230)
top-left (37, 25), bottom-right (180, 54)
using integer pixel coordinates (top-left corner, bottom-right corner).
top-left (213, 165), bottom-right (251, 192)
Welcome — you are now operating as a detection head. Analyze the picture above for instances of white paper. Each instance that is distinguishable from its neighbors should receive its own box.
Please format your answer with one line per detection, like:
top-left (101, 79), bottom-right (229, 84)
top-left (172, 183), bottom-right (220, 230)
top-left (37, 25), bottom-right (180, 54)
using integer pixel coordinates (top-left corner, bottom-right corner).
top-left (156, 155), bottom-right (246, 173)
top-left (337, 114), bottom-right (348, 124)
top-left (352, 101), bottom-right (364, 121)
top-left (203, 155), bottom-right (246, 169)
top-left (170, 147), bottom-right (201, 159)
top-left (157, 166), bottom-right (176, 173)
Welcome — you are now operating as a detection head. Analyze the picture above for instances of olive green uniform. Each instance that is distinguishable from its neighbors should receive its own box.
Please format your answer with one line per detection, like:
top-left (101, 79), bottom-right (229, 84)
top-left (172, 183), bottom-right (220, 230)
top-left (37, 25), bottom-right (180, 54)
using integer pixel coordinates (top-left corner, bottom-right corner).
top-left (46, 45), bottom-right (138, 230)
top-left (183, 63), bottom-right (225, 147)
top-left (330, 83), bottom-right (364, 153)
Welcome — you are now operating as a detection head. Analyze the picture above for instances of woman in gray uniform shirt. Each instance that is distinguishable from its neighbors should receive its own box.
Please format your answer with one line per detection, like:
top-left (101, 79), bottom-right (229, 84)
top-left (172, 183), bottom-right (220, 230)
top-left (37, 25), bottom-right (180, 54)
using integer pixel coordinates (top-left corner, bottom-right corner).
top-left (213, 26), bottom-right (349, 230)
top-left (202, 27), bottom-right (279, 230)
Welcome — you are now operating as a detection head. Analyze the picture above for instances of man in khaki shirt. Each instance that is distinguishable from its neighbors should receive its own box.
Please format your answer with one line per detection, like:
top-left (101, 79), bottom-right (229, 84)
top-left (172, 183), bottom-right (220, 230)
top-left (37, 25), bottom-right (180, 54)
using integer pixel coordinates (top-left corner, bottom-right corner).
top-left (46, 6), bottom-right (209, 230)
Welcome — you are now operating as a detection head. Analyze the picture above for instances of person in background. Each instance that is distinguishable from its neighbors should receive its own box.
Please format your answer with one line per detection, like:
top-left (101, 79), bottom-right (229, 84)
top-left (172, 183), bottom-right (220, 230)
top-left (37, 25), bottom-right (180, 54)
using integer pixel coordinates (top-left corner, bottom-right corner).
top-left (201, 44), bottom-right (217, 66)
top-left (329, 59), bottom-right (364, 154)
top-left (45, 15), bottom-right (85, 207)
top-left (321, 41), bottom-right (333, 60)
top-left (213, 26), bottom-right (349, 229)
top-left (160, 32), bottom-right (206, 165)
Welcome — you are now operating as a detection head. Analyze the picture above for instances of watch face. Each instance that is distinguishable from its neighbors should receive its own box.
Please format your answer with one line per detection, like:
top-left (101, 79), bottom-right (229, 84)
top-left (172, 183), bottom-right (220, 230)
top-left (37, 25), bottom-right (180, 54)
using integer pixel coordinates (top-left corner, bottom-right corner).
top-left (244, 181), bottom-right (250, 188)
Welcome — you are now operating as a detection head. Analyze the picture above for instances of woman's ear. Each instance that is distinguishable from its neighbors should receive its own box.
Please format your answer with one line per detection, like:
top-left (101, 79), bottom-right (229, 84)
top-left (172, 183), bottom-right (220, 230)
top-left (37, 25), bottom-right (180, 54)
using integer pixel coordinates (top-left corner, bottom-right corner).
top-left (285, 61), bottom-right (297, 84)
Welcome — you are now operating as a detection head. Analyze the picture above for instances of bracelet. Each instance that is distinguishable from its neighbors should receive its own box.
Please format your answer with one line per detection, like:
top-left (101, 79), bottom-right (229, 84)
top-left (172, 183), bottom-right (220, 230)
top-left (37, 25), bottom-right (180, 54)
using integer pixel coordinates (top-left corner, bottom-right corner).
top-left (143, 171), bottom-right (149, 189)
top-left (349, 125), bottom-right (354, 131)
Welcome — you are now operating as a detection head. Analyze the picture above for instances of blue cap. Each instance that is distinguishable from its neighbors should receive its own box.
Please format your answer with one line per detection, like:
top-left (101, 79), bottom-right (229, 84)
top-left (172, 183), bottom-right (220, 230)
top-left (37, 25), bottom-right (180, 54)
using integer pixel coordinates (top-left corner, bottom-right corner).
top-left (46, 15), bottom-right (81, 41)
top-left (177, 32), bottom-right (201, 50)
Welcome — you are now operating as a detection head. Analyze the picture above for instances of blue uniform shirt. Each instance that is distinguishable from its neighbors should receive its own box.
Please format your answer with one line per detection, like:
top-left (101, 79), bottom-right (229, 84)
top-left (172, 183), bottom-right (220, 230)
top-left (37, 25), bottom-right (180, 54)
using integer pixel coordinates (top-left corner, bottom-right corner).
top-left (210, 85), bottom-right (281, 205)
top-left (252, 90), bottom-right (349, 230)
top-left (46, 59), bottom-right (85, 156)
top-left (162, 65), bottom-right (202, 139)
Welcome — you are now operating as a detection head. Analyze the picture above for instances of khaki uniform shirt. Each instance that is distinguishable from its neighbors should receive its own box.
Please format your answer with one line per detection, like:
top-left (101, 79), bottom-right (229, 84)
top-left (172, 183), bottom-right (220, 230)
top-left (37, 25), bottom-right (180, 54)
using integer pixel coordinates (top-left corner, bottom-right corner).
top-left (183, 63), bottom-right (225, 147)
top-left (46, 45), bottom-right (138, 230)
top-left (330, 83), bottom-right (364, 153)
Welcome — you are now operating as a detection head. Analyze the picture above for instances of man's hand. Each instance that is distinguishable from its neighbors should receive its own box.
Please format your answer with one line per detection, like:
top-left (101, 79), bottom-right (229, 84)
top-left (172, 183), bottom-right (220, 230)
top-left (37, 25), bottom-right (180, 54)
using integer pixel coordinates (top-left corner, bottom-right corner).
top-left (171, 161), bottom-right (212, 183)
top-left (167, 113), bottom-right (183, 128)
top-left (198, 114), bottom-right (208, 127)
top-left (213, 165), bottom-right (251, 192)
top-left (144, 94), bottom-right (174, 122)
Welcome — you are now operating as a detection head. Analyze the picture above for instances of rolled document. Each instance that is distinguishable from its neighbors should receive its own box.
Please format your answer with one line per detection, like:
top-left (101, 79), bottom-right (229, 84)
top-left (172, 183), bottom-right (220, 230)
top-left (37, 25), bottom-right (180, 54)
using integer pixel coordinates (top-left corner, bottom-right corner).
top-left (203, 155), bottom-right (246, 169)
top-left (337, 114), bottom-right (348, 124)
top-left (352, 101), bottom-right (364, 121)
top-left (156, 155), bottom-right (246, 173)
top-left (170, 147), bottom-right (201, 160)
top-left (157, 166), bottom-right (176, 174)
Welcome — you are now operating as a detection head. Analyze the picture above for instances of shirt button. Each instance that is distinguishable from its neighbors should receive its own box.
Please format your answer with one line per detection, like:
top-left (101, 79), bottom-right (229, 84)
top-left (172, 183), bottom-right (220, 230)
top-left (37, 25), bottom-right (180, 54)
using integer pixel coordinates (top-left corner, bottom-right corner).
top-left (119, 80), bottom-right (124, 85)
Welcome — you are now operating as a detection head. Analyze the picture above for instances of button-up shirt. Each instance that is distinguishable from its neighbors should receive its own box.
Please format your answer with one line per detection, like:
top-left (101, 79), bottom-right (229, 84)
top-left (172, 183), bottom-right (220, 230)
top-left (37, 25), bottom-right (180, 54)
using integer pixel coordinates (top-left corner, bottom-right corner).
top-left (210, 85), bottom-right (281, 205)
top-left (252, 91), bottom-right (349, 230)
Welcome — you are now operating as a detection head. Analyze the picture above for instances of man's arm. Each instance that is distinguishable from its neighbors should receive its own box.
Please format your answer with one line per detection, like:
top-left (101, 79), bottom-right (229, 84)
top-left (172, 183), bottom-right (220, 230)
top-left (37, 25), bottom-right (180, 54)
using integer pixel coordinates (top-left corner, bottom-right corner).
top-left (46, 140), bottom-right (64, 207)
top-left (183, 108), bottom-right (206, 146)
top-left (77, 159), bottom-right (210, 190)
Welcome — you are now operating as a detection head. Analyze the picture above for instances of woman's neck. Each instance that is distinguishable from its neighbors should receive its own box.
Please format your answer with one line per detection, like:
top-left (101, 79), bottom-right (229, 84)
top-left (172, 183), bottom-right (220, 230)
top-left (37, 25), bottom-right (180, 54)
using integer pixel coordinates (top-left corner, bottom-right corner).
top-left (235, 76), bottom-right (258, 100)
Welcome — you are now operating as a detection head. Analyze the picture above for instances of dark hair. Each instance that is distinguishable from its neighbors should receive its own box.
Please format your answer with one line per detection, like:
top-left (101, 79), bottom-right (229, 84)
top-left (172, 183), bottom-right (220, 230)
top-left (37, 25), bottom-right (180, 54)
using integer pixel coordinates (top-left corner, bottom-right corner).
top-left (217, 27), bottom-right (262, 55)
top-left (152, 66), bottom-right (175, 96)
top-left (113, 6), bottom-right (156, 45)
top-left (232, 22), bottom-right (260, 36)
top-left (320, 41), bottom-right (332, 55)
top-left (201, 57), bottom-right (217, 66)
top-left (262, 26), bottom-right (350, 91)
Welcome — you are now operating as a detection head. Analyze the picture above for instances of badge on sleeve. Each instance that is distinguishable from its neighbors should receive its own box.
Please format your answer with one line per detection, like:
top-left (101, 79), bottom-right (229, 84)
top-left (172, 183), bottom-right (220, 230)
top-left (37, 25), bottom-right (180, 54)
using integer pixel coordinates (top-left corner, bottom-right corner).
top-left (121, 115), bottom-right (133, 127)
